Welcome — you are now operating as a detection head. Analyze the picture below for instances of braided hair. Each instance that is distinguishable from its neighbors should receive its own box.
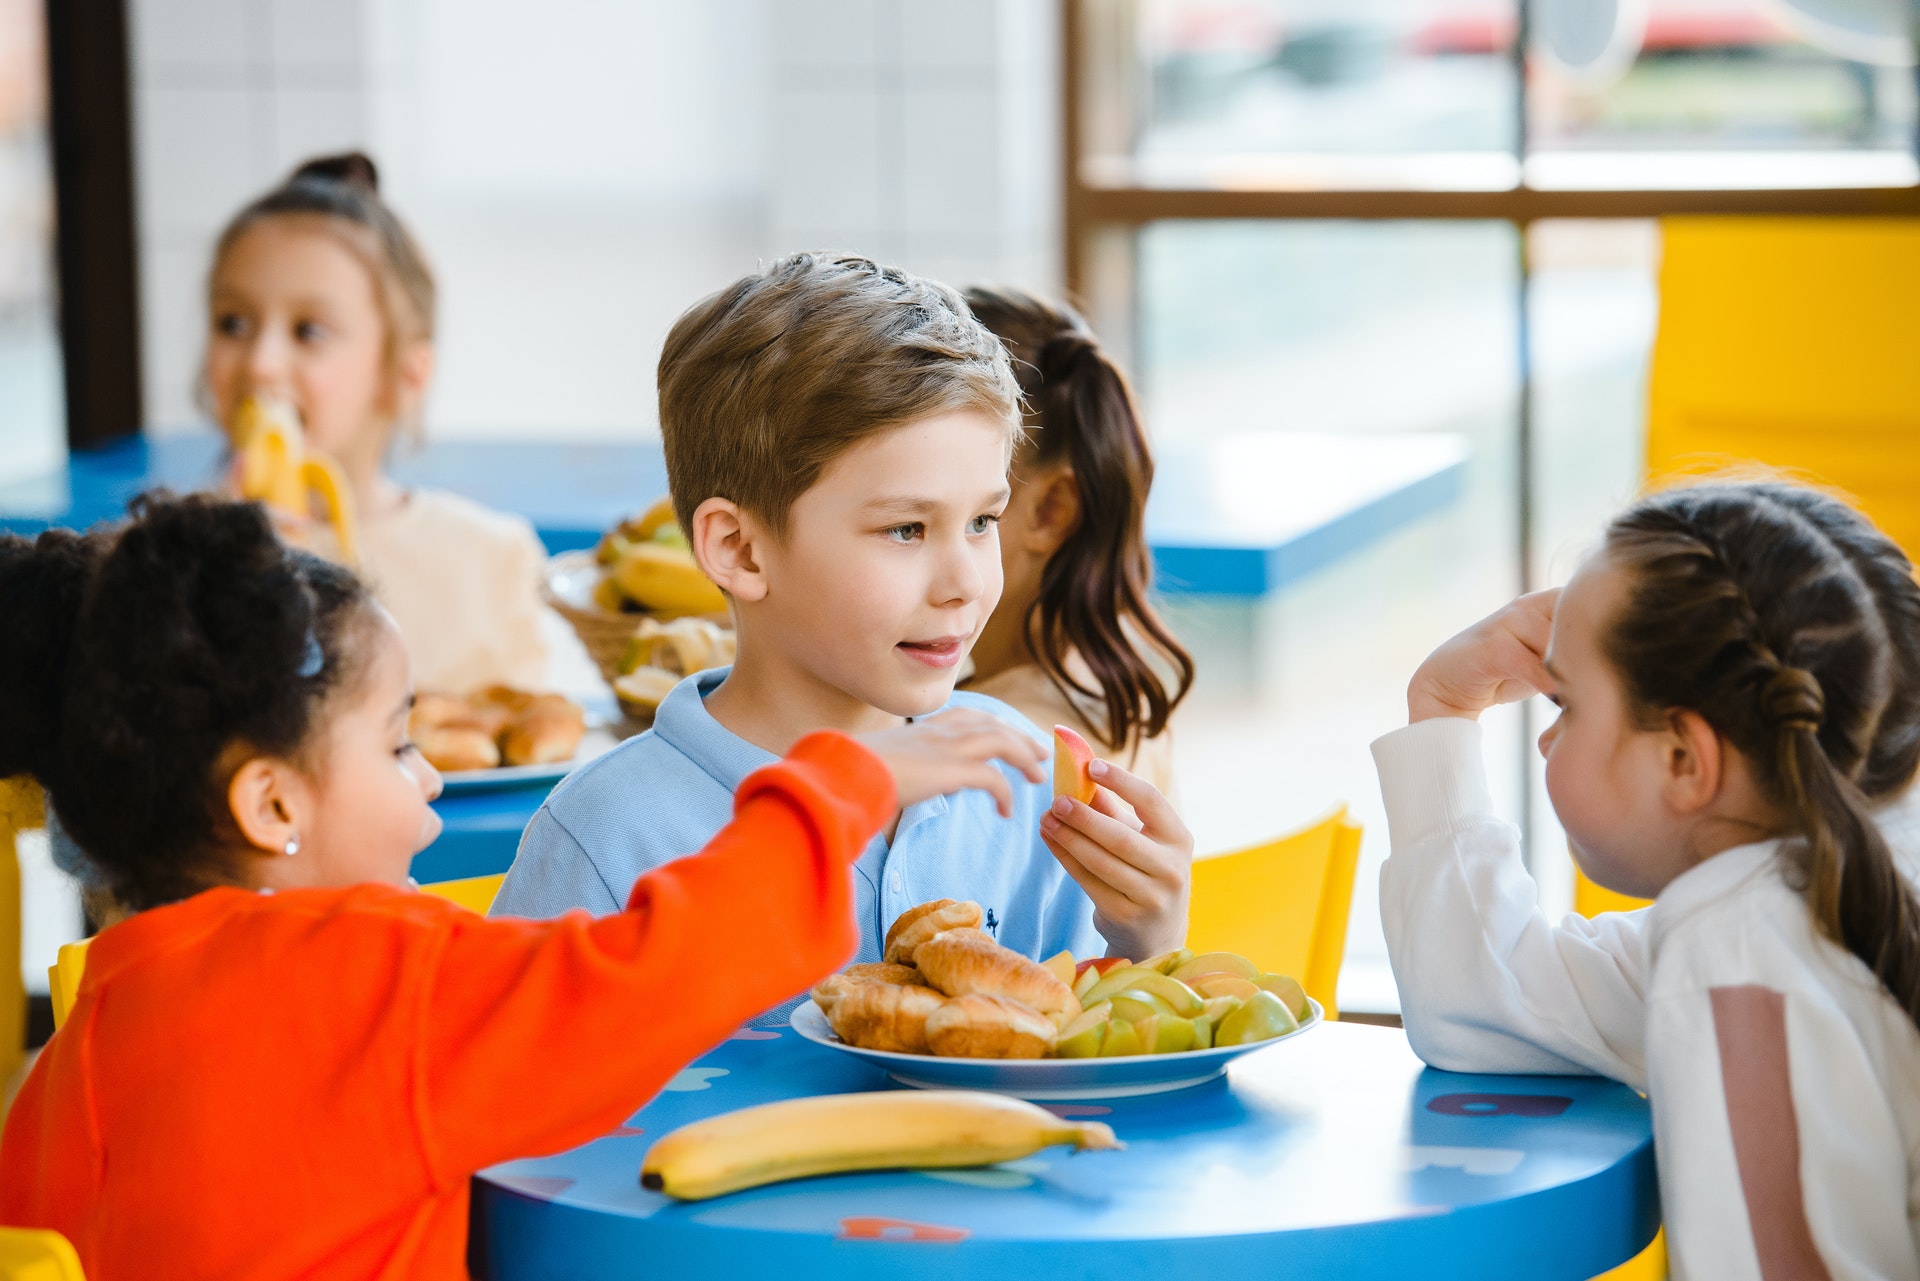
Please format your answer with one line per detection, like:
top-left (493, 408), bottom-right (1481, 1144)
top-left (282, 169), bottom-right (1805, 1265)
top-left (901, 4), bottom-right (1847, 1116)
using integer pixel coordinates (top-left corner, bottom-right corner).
top-left (1603, 481), bottom-right (1920, 1031)
top-left (963, 286), bottom-right (1194, 753)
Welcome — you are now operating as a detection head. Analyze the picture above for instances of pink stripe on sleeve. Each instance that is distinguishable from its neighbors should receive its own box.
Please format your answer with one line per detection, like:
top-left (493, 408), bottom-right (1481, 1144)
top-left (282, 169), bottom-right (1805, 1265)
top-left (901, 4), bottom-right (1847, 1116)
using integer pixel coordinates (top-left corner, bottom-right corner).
top-left (1710, 984), bottom-right (1831, 1281)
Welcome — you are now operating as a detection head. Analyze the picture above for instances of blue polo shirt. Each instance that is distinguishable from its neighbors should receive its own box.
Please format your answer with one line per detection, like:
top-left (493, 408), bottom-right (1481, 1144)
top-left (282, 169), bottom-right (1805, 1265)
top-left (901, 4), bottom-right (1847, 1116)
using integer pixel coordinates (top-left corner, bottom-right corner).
top-left (490, 666), bottom-right (1103, 1023)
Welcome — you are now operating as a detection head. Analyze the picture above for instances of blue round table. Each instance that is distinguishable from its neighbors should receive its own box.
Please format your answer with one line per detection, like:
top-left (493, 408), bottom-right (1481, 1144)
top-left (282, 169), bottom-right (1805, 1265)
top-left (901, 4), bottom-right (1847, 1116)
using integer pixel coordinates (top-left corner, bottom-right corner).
top-left (470, 1022), bottom-right (1658, 1280)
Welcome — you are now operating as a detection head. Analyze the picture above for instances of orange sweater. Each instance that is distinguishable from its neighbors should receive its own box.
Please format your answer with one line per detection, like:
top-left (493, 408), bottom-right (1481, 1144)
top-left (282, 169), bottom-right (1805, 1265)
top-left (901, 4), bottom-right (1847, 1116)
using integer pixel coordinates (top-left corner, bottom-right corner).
top-left (0, 731), bottom-right (890, 1280)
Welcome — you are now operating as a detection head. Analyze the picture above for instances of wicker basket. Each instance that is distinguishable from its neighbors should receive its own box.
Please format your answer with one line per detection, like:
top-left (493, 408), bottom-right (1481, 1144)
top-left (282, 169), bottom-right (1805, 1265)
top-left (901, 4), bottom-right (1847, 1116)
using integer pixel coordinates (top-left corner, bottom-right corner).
top-left (542, 550), bottom-right (654, 685)
top-left (542, 550), bottom-right (734, 688)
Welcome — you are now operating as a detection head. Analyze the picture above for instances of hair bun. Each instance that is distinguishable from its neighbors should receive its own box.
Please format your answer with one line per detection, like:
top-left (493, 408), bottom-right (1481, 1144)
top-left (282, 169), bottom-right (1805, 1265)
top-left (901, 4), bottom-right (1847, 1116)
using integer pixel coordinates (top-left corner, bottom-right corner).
top-left (1764, 666), bottom-right (1825, 732)
top-left (0, 528), bottom-right (104, 782)
top-left (290, 151), bottom-right (379, 192)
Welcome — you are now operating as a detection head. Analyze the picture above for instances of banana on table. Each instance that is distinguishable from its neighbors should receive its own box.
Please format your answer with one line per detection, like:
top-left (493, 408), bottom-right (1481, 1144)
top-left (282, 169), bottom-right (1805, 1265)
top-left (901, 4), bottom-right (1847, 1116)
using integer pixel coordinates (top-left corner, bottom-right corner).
top-left (596, 497), bottom-right (728, 616)
top-left (640, 1090), bottom-right (1122, 1200)
top-left (232, 397), bottom-right (359, 563)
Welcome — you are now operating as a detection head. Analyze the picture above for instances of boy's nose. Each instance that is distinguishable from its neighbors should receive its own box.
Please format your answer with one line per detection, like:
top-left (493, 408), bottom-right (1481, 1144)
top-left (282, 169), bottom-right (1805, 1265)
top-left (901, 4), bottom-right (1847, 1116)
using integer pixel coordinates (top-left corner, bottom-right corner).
top-left (932, 538), bottom-right (988, 605)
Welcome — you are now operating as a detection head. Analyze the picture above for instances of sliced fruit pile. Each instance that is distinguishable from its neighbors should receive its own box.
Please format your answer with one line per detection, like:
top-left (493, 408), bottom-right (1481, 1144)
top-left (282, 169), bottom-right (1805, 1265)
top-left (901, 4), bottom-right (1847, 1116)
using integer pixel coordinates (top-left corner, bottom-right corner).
top-left (1050, 947), bottom-right (1310, 1058)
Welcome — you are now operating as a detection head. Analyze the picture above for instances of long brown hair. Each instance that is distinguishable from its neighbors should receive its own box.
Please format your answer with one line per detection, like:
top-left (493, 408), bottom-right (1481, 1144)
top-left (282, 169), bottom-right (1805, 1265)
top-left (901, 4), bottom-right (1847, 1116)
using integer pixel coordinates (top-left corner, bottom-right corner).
top-left (964, 286), bottom-right (1194, 753)
top-left (1603, 481), bottom-right (1920, 1032)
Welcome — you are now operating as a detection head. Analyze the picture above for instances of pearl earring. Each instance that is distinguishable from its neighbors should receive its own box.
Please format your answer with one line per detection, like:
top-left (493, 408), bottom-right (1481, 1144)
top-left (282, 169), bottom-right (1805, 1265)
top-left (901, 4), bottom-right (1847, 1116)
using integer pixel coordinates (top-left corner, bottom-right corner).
top-left (284, 834), bottom-right (300, 857)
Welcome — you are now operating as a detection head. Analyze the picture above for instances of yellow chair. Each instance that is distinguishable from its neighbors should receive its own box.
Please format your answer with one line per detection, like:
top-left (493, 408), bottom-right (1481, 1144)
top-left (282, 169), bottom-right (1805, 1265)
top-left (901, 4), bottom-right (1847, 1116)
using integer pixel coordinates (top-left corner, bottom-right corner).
top-left (0, 1226), bottom-right (85, 1281)
top-left (1646, 217), bottom-right (1920, 556)
top-left (1184, 806), bottom-right (1361, 1019)
top-left (419, 873), bottom-right (506, 915)
top-left (1, 779), bottom-right (45, 1086)
top-left (47, 940), bottom-right (91, 1033)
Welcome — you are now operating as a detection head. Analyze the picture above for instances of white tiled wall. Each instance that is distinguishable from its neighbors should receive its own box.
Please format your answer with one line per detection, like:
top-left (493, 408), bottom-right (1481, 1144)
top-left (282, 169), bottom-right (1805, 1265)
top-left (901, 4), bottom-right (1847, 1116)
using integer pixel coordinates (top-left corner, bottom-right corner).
top-left (127, 0), bottom-right (1061, 437)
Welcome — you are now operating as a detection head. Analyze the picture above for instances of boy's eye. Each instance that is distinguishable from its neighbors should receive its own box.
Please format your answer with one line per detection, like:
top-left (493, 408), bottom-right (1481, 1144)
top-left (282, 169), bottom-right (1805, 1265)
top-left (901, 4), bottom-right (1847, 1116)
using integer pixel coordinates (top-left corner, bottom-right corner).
top-left (294, 320), bottom-right (327, 343)
top-left (213, 312), bottom-right (251, 339)
top-left (968, 514), bottom-right (1000, 536)
top-left (397, 740), bottom-right (419, 760)
top-left (884, 523), bottom-right (924, 544)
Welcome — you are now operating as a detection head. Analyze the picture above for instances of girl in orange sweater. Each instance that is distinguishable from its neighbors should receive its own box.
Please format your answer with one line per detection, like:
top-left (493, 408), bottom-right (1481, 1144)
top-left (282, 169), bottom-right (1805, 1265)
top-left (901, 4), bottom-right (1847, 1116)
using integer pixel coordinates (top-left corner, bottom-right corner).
top-left (0, 493), bottom-right (1043, 1280)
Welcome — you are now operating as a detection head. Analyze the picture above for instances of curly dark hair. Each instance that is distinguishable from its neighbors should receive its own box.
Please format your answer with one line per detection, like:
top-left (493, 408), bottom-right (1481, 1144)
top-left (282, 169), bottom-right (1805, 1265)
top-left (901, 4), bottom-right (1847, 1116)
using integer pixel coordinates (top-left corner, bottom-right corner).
top-left (0, 492), bottom-right (376, 910)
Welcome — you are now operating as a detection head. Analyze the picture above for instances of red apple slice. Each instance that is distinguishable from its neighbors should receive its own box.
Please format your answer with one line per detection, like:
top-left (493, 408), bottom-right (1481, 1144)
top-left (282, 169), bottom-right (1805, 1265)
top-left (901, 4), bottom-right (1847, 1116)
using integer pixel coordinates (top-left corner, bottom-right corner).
top-left (1053, 724), bottom-right (1097, 805)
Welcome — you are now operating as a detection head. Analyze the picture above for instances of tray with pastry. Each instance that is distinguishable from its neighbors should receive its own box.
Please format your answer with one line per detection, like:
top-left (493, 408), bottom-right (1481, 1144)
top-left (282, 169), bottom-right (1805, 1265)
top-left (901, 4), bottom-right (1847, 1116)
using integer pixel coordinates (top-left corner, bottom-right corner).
top-left (409, 685), bottom-right (619, 793)
top-left (792, 898), bottom-right (1321, 1099)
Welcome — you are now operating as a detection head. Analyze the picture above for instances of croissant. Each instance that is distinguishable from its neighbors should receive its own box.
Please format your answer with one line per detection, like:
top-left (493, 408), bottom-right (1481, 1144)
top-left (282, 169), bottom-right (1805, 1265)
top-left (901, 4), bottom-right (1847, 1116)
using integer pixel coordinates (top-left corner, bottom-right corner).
top-left (825, 982), bottom-right (947, 1054)
top-left (914, 929), bottom-right (1078, 1020)
top-left (882, 899), bottom-right (984, 965)
top-left (809, 963), bottom-right (924, 1015)
top-left (925, 994), bottom-right (1055, 1059)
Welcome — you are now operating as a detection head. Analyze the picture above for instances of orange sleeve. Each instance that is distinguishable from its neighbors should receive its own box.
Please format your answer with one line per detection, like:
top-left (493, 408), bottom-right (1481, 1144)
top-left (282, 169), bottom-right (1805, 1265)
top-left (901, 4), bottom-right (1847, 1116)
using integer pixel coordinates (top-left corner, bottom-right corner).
top-left (415, 730), bottom-right (893, 1181)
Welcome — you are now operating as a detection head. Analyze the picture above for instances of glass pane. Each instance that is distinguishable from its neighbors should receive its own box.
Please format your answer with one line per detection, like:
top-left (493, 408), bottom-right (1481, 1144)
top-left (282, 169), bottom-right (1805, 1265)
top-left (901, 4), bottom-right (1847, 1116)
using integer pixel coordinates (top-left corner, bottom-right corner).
top-left (0, 0), bottom-right (64, 485)
top-left (1526, 0), bottom-right (1919, 188)
top-left (1138, 220), bottom-right (1524, 1012)
top-left (1095, 0), bottom-right (1519, 189)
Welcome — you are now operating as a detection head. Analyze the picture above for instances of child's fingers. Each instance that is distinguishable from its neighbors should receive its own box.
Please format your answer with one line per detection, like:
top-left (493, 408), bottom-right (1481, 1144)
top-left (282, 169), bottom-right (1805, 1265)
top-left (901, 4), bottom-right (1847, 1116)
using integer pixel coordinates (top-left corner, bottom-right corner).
top-left (1088, 783), bottom-right (1145, 833)
top-left (1041, 805), bottom-right (1159, 902)
top-left (1084, 759), bottom-right (1189, 847)
top-left (966, 763), bottom-right (1016, 819)
top-left (1042, 830), bottom-right (1141, 914)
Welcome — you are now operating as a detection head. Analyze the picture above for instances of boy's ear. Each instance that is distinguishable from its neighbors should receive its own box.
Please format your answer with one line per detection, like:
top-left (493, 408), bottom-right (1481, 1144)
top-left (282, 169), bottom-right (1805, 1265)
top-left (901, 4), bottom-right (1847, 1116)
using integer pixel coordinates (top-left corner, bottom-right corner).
top-left (227, 757), bottom-right (304, 856)
top-left (690, 497), bottom-right (768, 603)
top-left (1659, 708), bottom-right (1725, 814)
top-left (1020, 466), bottom-right (1081, 556)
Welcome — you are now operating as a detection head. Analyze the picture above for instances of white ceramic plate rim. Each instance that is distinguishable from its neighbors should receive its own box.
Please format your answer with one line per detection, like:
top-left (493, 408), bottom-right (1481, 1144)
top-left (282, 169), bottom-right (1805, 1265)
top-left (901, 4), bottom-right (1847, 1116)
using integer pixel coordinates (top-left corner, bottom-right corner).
top-left (789, 996), bottom-right (1322, 1096)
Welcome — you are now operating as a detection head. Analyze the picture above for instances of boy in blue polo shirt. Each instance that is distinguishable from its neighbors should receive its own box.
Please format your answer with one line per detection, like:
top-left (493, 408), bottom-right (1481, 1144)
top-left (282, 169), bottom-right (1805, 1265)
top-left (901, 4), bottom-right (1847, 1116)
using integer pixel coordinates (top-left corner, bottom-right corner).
top-left (492, 254), bottom-right (1193, 1017)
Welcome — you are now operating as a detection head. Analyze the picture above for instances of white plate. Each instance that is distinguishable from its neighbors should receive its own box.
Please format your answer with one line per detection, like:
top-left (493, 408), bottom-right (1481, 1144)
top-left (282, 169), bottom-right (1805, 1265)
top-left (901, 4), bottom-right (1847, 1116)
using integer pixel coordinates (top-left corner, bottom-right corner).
top-left (790, 997), bottom-right (1322, 1100)
top-left (436, 726), bottom-right (621, 794)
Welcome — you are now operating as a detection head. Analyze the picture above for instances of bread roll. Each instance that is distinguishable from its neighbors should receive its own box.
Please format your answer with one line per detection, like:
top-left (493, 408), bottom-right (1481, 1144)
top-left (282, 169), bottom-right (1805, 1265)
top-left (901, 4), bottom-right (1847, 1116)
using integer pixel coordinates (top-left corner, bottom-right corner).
top-left (501, 706), bottom-right (585, 766)
top-left (414, 724), bottom-right (500, 773)
top-left (924, 994), bottom-right (1055, 1059)
top-left (883, 899), bottom-right (984, 965)
top-left (825, 982), bottom-right (947, 1054)
top-left (914, 929), bottom-right (1078, 1019)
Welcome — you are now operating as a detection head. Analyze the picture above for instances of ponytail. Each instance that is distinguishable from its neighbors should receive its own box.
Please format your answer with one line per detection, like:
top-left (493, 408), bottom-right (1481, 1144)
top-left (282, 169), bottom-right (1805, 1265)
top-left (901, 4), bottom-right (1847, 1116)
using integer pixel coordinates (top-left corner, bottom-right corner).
top-left (1605, 482), bottom-right (1920, 1036)
top-left (1766, 666), bottom-right (1920, 1027)
top-left (966, 287), bottom-right (1194, 753)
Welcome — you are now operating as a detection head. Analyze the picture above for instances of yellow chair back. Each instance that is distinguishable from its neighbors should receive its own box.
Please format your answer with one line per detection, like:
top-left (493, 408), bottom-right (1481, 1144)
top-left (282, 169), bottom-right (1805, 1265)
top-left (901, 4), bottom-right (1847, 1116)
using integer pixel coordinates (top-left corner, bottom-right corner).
top-left (47, 940), bottom-right (91, 1033)
top-left (0, 1227), bottom-right (85, 1281)
top-left (1185, 806), bottom-right (1362, 1019)
top-left (1, 779), bottom-right (45, 1085)
top-left (419, 873), bottom-right (506, 915)
top-left (1646, 216), bottom-right (1920, 553)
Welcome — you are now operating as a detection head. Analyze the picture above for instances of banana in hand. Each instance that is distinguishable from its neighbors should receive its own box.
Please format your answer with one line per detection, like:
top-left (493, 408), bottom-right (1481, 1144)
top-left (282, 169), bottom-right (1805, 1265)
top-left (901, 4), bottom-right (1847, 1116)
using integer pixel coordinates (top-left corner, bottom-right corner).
top-left (232, 396), bottom-right (359, 563)
top-left (640, 1090), bottom-right (1122, 1200)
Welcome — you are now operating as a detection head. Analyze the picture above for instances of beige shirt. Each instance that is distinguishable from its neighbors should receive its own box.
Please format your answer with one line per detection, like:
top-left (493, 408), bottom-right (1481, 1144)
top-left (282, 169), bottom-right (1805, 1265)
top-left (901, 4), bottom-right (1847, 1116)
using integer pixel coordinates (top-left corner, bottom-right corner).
top-left (356, 488), bottom-right (557, 696)
top-left (963, 657), bottom-right (1176, 798)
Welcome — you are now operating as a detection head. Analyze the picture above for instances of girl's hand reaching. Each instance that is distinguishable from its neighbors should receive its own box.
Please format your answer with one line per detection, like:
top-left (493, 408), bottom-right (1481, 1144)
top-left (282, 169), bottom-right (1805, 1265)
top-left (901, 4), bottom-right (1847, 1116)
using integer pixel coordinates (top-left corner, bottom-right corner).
top-left (854, 710), bottom-right (1047, 819)
top-left (1040, 758), bottom-right (1192, 962)
top-left (1407, 588), bottom-right (1560, 723)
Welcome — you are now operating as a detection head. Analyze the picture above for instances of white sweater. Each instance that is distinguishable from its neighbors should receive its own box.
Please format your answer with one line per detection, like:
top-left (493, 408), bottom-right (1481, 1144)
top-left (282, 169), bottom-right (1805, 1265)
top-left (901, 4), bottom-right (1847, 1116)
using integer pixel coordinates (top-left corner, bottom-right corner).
top-left (1374, 717), bottom-right (1920, 1281)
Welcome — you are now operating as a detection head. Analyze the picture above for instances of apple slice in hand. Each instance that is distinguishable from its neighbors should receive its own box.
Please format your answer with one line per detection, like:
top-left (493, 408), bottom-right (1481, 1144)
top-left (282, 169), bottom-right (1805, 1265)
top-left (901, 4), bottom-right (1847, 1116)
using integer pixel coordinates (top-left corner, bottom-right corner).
top-left (1053, 724), bottom-right (1097, 805)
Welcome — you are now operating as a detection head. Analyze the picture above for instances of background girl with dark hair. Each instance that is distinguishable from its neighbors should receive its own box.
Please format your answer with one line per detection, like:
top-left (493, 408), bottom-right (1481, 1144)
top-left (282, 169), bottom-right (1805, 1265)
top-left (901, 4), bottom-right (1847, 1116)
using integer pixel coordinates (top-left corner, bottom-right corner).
top-left (1376, 480), bottom-right (1920, 1276)
top-left (0, 492), bottom-right (1046, 1277)
top-left (961, 287), bottom-right (1194, 795)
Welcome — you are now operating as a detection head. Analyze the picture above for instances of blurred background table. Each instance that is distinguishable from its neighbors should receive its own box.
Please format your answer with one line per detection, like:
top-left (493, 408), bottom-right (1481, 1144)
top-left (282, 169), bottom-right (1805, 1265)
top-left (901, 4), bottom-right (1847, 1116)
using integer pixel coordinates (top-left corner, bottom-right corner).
top-left (470, 1021), bottom-right (1657, 1281)
top-left (0, 431), bottom-right (1464, 598)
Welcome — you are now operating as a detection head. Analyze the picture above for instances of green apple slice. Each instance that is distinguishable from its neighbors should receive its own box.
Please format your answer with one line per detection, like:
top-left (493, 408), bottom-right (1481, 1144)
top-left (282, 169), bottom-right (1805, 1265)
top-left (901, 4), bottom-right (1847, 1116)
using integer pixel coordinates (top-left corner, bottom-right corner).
top-left (1108, 992), bottom-right (1176, 1023)
top-left (1054, 1005), bottom-right (1109, 1058)
top-left (1201, 994), bottom-right (1244, 1024)
top-left (1115, 972), bottom-right (1204, 1018)
top-left (1190, 1015), bottom-right (1214, 1051)
top-left (1098, 1018), bottom-right (1144, 1057)
top-left (1254, 974), bottom-right (1312, 1023)
top-left (1081, 965), bottom-right (1163, 1008)
top-left (1139, 947), bottom-right (1194, 975)
top-left (1170, 951), bottom-right (1258, 982)
top-left (1215, 990), bottom-right (1299, 1046)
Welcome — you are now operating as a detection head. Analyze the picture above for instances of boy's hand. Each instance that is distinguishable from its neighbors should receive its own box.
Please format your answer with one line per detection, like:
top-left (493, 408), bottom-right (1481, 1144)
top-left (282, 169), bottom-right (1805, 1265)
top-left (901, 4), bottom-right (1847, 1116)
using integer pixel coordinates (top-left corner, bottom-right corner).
top-left (1407, 588), bottom-right (1559, 723)
top-left (854, 710), bottom-right (1047, 818)
top-left (1041, 758), bottom-right (1192, 962)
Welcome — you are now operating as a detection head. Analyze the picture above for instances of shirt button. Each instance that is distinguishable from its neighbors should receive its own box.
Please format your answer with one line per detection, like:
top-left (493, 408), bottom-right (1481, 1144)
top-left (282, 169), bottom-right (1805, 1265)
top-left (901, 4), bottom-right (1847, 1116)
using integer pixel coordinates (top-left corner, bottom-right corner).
top-left (888, 871), bottom-right (903, 895)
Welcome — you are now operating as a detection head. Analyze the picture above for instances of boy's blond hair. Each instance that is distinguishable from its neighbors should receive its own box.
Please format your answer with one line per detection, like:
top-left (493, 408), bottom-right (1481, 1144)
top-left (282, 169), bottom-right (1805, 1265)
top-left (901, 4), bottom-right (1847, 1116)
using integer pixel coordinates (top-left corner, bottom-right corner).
top-left (658, 253), bottom-right (1022, 535)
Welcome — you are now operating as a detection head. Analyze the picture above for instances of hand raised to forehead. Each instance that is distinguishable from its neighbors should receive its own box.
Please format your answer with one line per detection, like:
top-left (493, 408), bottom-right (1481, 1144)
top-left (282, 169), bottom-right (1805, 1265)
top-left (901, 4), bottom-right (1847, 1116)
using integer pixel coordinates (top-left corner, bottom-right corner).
top-left (1406, 589), bottom-right (1560, 724)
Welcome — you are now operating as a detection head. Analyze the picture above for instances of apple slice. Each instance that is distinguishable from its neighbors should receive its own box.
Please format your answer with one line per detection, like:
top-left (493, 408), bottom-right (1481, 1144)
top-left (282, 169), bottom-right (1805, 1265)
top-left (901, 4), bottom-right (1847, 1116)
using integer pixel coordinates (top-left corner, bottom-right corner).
top-left (1171, 951), bottom-right (1258, 982)
top-left (1081, 965), bottom-right (1163, 1008)
top-left (1053, 724), bottom-right (1097, 805)
top-left (1201, 994), bottom-right (1244, 1024)
top-left (1054, 1004), bottom-right (1111, 1058)
top-left (1075, 955), bottom-right (1129, 978)
top-left (1189, 974), bottom-right (1261, 1001)
top-left (1190, 1014), bottom-right (1215, 1051)
top-left (1071, 965), bottom-right (1104, 1001)
top-left (1041, 950), bottom-right (1076, 988)
top-left (1108, 992), bottom-right (1176, 1024)
top-left (1116, 972), bottom-right (1205, 1018)
top-left (1255, 973), bottom-right (1312, 1022)
top-left (1097, 1018), bottom-right (1144, 1057)
top-left (1139, 947), bottom-right (1194, 976)
top-left (1215, 991), bottom-right (1299, 1046)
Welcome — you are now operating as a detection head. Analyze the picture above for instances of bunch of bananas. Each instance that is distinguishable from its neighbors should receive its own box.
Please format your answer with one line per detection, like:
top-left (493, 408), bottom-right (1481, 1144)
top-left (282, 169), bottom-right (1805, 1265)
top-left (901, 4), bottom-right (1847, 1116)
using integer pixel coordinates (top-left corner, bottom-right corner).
top-left (231, 397), bottom-right (358, 563)
top-left (640, 1090), bottom-right (1121, 1200)
top-left (594, 498), bottom-right (726, 616)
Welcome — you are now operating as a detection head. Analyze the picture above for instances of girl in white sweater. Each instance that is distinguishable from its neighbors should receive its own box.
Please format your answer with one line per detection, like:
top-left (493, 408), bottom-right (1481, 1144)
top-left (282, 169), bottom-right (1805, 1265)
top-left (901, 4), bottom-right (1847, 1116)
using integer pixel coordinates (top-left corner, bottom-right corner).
top-left (1375, 480), bottom-right (1920, 1280)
